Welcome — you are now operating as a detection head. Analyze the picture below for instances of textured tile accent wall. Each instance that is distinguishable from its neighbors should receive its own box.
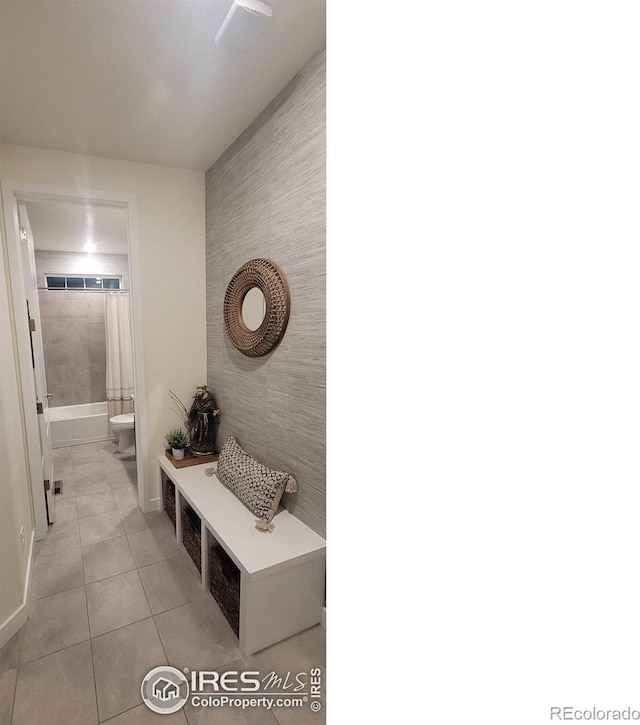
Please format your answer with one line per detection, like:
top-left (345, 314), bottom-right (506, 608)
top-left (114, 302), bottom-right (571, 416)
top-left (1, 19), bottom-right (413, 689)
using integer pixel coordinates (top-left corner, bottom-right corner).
top-left (205, 50), bottom-right (326, 537)
top-left (35, 252), bottom-right (128, 407)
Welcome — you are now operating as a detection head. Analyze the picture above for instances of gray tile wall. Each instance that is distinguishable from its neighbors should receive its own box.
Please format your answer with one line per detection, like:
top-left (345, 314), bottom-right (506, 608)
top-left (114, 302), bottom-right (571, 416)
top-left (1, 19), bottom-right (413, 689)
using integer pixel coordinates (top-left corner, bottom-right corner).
top-left (35, 252), bottom-right (129, 407)
top-left (205, 50), bottom-right (326, 537)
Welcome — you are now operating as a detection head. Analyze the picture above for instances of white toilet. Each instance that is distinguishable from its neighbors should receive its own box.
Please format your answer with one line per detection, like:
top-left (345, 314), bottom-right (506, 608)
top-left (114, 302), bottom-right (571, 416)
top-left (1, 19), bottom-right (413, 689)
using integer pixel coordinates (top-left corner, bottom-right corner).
top-left (109, 413), bottom-right (135, 455)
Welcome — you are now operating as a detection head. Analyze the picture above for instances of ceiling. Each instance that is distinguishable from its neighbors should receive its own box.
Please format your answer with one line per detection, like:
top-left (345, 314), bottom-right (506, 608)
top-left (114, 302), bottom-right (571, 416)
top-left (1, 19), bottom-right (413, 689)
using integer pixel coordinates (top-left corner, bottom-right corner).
top-left (1, 1), bottom-right (326, 171)
top-left (25, 201), bottom-right (128, 255)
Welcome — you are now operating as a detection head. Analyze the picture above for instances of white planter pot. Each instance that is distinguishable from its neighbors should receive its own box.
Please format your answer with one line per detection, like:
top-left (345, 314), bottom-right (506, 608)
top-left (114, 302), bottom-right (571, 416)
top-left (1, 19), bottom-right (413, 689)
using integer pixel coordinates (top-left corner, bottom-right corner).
top-left (172, 448), bottom-right (185, 460)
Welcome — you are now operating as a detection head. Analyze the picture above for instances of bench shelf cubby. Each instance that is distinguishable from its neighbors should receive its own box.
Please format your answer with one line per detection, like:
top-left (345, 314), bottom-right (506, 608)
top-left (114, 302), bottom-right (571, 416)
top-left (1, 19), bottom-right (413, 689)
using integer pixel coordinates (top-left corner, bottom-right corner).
top-left (159, 455), bottom-right (326, 656)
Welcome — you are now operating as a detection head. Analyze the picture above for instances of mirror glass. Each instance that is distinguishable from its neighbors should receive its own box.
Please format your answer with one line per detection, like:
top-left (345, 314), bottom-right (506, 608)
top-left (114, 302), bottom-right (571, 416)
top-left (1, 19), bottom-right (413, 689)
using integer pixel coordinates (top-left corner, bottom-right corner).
top-left (241, 287), bottom-right (266, 331)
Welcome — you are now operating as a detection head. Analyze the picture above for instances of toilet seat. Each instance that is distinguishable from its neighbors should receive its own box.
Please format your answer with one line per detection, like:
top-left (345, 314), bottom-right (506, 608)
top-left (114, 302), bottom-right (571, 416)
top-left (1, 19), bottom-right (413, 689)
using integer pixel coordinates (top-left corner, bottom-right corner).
top-left (110, 413), bottom-right (134, 428)
top-left (109, 413), bottom-right (135, 454)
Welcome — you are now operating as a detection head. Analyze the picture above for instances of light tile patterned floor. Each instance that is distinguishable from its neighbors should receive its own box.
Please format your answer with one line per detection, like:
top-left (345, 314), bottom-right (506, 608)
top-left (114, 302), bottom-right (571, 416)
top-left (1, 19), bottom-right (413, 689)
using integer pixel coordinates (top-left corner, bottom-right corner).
top-left (0, 441), bottom-right (325, 724)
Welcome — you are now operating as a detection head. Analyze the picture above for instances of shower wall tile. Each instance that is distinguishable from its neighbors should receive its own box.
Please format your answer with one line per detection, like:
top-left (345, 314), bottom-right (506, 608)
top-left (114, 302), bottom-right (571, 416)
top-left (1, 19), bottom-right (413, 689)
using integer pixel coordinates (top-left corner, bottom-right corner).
top-left (64, 293), bottom-right (93, 317)
top-left (39, 293), bottom-right (66, 318)
top-left (84, 294), bottom-right (106, 318)
top-left (69, 360), bottom-right (91, 386)
top-left (68, 325), bottom-right (89, 347)
top-left (35, 252), bottom-right (125, 407)
top-left (88, 320), bottom-right (106, 346)
top-left (47, 365), bottom-right (72, 388)
top-left (54, 385), bottom-right (91, 408)
top-left (205, 49), bottom-right (326, 538)
top-left (89, 379), bottom-right (107, 404)
top-left (44, 342), bottom-right (69, 369)
top-left (41, 319), bottom-right (67, 346)
top-left (90, 341), bottom-right (107, 364)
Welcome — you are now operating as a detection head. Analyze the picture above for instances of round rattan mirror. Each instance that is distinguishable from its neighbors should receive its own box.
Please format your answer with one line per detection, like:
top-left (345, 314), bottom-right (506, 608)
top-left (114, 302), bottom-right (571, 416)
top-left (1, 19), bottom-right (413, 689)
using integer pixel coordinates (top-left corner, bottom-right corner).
top-left (223, 258), bottom-right (290, 357)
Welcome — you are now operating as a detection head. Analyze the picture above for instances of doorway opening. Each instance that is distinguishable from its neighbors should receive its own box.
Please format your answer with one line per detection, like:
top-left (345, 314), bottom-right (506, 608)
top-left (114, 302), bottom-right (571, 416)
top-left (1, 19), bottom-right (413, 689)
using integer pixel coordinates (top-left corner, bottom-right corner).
top-left (2, 182), bottom-right (149, 539)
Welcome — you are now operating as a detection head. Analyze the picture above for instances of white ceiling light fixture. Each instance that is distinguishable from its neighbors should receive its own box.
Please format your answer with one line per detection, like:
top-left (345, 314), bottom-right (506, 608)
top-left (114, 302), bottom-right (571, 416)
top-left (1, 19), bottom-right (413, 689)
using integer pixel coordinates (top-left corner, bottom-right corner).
top-left (215, 0), bottom-right (273, 52)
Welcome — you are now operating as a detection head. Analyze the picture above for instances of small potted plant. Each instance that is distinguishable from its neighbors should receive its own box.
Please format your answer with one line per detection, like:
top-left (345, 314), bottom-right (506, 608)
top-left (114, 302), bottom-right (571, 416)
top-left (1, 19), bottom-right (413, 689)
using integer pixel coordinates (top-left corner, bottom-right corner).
top-left (165, 428), bottom-right (189, 461)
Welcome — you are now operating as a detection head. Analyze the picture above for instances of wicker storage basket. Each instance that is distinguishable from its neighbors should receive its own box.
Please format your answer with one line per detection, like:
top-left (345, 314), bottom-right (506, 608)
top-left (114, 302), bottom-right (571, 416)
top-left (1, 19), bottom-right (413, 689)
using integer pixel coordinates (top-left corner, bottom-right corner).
top-left (181, 505), bottom-right (201, 572)
top-left (209, 539), bottom-right (240, 637)
top-left (164, 479), bottom-right (176, 530)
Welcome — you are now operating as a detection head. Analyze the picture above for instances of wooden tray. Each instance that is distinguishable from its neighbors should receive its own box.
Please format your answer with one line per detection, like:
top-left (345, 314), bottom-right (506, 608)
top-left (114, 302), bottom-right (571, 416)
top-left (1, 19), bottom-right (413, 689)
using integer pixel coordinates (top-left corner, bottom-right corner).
top-left (165, 449), bottom-right (219, 468)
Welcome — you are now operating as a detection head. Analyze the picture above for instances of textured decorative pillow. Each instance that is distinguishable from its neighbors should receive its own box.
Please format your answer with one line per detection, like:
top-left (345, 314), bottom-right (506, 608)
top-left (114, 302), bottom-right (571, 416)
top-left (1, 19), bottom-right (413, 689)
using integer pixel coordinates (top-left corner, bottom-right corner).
top-left (216, 435), bottom-right (297, 524)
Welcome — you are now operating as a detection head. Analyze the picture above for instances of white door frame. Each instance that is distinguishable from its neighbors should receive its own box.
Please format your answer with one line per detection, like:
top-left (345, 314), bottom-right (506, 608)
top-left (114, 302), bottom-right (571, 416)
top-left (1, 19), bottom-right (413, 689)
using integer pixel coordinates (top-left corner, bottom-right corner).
top-left (1, 181), bottom-right (151, 532)
top-left (17, 202), bottom-right (55, 524)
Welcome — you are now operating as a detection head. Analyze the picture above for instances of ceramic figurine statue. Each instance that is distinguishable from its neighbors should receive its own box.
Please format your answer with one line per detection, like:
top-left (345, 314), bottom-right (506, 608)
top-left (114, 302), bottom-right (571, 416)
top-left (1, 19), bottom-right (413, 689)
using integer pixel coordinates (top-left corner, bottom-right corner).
top-left (189, 385), bottom-right (220, 456)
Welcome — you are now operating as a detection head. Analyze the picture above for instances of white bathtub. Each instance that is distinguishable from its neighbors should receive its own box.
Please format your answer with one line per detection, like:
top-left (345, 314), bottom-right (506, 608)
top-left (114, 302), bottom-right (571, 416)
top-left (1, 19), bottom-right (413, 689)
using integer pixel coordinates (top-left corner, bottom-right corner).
top-left (49, 402), bottom-right (112, 448)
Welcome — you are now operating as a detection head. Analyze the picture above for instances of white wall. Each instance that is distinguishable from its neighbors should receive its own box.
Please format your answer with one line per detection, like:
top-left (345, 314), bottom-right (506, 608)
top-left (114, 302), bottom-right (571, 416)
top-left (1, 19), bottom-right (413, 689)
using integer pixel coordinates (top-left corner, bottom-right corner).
top-left (1, 143), bottom-right (207, 508)
top-left (0, 198), bottom-right (36, 643)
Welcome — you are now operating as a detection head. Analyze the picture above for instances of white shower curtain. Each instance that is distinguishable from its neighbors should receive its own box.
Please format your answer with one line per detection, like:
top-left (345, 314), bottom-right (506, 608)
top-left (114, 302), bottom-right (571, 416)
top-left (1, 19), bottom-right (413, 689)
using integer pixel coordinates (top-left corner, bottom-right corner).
top-left (105, 293), bottom-right (134, 418)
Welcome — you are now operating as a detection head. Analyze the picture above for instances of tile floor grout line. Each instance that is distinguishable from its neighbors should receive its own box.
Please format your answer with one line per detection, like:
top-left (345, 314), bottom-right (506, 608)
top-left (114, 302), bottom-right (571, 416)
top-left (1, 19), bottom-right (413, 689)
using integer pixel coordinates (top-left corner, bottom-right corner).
top-left (86, 639), bottom-right (102, 723)
top-left (135, 508), bottom-right (231, 718)
top-left (135, 549), bottom-right (179, 718)
top-left (137, 511), bottom-right (191, 609)
top-left (87, 627), bottom-right (101, 725)
top-left (98, 701), bottom-right (140, 724)
top-left (81, 534), bottom-right (137, 586)
top-left (16, 630), bottom-right (92, 670)
top-left (9, 663), bottom-right (19, 725)
top-left (88, 609), bottom-right (152, 642)
top-left (89, 613), bottom-right (155, 643)
top-left (84, 566), bottom-right (137, 587)
top-left (16, 588), bottom-right (256, 678)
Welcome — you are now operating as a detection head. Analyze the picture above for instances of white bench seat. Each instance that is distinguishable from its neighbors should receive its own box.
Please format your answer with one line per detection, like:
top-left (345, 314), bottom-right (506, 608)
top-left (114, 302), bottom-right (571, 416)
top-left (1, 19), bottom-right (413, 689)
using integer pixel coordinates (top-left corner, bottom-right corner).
top-left (158, 455), bottom-right (326, 655)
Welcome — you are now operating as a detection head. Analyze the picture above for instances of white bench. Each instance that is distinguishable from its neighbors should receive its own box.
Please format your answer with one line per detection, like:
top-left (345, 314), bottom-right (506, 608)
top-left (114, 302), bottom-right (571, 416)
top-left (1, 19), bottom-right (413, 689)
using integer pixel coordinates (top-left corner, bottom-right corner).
top-left (158, 455), bottom-right (326, 656)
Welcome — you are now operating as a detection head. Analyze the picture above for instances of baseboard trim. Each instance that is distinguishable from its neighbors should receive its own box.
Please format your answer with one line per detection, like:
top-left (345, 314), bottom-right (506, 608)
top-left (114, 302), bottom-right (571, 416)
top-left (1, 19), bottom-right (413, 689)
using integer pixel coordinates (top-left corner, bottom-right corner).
top-left (146, 496), bottom-right (162, 513)
top-left (0, 529), bottom-right (35, 648)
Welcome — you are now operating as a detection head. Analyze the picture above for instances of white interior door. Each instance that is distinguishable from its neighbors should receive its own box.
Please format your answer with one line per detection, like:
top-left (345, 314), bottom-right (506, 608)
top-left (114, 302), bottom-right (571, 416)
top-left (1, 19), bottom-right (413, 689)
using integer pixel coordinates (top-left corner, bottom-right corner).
top-left (17, 204), bottom-right (55, 524)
